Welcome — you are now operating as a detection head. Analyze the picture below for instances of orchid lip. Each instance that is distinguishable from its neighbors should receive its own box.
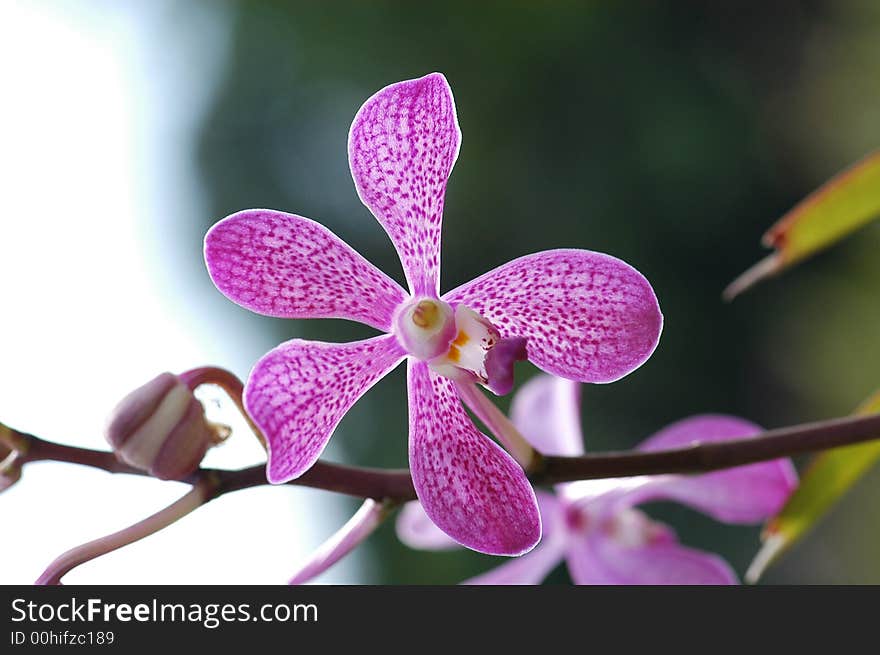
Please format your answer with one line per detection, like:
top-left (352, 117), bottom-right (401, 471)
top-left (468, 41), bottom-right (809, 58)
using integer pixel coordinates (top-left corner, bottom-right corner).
top-left (425, 304), bottom-right (502, 385)
top-left (394, 298), bottom-right (512, 391)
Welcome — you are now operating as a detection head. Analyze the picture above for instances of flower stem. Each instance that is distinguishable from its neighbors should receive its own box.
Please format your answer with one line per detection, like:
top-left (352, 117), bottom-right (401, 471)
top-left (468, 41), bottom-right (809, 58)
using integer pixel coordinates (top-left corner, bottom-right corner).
top-left (178, 366), bottom-right (266, 450)
top-left (6, 411), bottom-right (880, 503)
top-left (0, 421), bottom-right (30, 453)
top-left (288, 498), bottom-right (395, 585)
top-left (15, 428), bottom-right (146, 475)
top-left (35, 480), bottom-right (212, 585)
top-left (454, 382), bottom-right (539, 471)
top-left (534, 412), bottom-right (880, 482)
top-left (213, 460), bottom-right (414, 499)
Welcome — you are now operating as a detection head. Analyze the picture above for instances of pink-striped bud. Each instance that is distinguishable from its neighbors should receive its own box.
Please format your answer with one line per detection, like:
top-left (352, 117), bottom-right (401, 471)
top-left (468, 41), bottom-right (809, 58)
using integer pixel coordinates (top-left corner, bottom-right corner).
top-left (105, 372), bottom-right (227, 480)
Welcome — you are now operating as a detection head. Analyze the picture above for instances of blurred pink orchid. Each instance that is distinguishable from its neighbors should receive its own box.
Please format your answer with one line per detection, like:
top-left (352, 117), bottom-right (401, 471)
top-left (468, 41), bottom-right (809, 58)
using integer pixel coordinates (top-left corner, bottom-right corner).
top-left (398, 375), bottom-right (798, 584)
top-left (205, 73), bottom-right (663, 556)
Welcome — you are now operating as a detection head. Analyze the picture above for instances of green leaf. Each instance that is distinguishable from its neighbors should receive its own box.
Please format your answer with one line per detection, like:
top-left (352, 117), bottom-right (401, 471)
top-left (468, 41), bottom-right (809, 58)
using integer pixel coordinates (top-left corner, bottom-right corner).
top-left (746, 390), bottom-right (880, 582)
top-left (725, 150), bottom-right (880, 300)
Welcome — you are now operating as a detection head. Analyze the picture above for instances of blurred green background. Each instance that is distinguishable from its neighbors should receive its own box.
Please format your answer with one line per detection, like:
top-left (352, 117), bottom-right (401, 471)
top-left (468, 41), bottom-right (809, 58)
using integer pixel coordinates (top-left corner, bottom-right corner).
top-left (177, 0), bottom-right (880, 583)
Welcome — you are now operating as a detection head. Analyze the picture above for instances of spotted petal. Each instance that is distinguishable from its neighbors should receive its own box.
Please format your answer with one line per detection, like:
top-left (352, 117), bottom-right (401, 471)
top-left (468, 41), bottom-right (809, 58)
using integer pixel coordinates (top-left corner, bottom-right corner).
top-left (629, 415), bottom-right (798, 524)
top-left (245, 335), bottom-right (406, 483)
top-left (407, 361), bottom-right (540, 556)
top-left (462, 492), bottom-right (567, 585)
top-left (348, 73), bottom-right (461, 298)
top-left (444, 249), bottom-right (663, 383)
top-left (205, 209), bottom-right (407, 332)
top-left (566, 531), bottom-right (737, 585)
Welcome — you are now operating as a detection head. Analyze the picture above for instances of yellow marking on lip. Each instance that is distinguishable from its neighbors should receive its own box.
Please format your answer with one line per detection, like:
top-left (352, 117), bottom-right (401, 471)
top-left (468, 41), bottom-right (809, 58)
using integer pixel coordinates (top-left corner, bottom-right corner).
top-left (446, 345), bottom-right (461, 363)
top-left (453, 331), bottom-right (470, 347)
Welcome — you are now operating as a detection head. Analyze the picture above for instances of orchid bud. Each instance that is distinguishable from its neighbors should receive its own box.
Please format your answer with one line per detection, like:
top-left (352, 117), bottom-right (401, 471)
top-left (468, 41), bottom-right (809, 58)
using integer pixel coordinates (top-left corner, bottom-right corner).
top-left (105, 372), bottom-right (227, 481)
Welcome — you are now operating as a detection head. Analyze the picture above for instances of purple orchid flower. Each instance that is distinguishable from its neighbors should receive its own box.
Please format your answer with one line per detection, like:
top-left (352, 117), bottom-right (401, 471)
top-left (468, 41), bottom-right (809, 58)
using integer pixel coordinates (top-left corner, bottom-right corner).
top-left (398, 375), bottom-right (798, 583)
top-left (204, 73), bottom-right (663, 556)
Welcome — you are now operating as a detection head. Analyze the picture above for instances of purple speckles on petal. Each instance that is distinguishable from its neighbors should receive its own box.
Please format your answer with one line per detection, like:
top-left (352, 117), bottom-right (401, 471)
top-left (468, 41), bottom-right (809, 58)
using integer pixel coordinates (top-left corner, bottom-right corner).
top-left (245, 335), bottom-right (406, 483)
top-left (444, 249), bottom-right (663, 383)
top-left (461, 490), bottom-right (567, 584)
top-left (348, 73), bottom-right (461, 298)
top-left (407, 360), bottom-right (540, 556)
top-left (205, 209), bottom-right (407, 331)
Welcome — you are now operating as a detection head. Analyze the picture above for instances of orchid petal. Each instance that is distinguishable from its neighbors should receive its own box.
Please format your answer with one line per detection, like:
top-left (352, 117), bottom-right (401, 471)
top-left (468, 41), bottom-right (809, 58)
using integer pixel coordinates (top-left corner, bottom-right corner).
top-left (510, 374), bottom-right (584, 457)
top-left (395, 501), bottom-right (461, 551)
top-left (444, 249), bottom-right (662, 383)
top-left (628, 415), bottom-right (798, 524)
top-left (566, 531), bottom-right (738, 585)
top-left (245, 335), bottom-right (406, 483)
top-left (205, 209), bottom-right (407, 332)
top-left (407, 360), bottom-right (540, 556)
top-left (462, 491), bottom-right (567, 585)
top-left (348, 73), bottom-right (461, 298)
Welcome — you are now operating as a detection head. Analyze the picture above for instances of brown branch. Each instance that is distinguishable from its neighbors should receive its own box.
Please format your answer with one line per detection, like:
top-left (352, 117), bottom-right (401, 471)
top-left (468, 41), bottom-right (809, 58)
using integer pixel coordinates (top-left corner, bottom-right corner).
top-left (5, 412), bottom-right (880, 503)
top-left (211, 461), bottom-right (415, 500)
top-left (533, 412), bottom-right (880, 483)
top-left (16, 433), bottom-right (146, 476)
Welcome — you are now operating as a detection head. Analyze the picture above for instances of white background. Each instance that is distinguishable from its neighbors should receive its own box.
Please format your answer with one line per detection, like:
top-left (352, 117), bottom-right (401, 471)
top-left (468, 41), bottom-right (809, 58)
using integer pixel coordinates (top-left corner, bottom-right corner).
top-left (0, 0), bottom-right (360, 585)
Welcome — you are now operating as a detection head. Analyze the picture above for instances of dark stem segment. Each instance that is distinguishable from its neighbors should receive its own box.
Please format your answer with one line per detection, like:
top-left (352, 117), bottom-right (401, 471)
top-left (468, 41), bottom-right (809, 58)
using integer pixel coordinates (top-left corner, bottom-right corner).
top-left (18, 433), bottom-right (144, 476)
top-left (178, 366), bottom-right (266, 450)
top-left (7, 412), bottom-right (880, 502)
top-left (534, 413), bottom-right (880, 483)
top-left (212, 461), bottom-right (416, 500)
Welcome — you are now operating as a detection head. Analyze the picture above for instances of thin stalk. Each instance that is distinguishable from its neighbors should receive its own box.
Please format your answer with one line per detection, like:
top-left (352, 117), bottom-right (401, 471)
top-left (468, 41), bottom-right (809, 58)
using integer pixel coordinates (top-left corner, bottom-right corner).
top-left (454, 382), bottom-right (539, 470)
top-left (35, 481), bottom-right (212, 585)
